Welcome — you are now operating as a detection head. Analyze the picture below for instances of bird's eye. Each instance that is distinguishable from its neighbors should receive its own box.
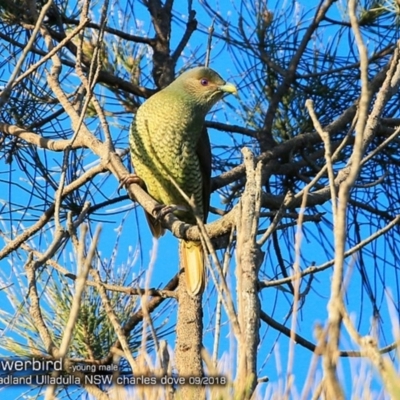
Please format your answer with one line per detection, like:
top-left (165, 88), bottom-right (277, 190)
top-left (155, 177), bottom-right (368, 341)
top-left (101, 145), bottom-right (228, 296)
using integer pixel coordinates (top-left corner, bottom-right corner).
top-left (200, 78), bottom-right (209, 86)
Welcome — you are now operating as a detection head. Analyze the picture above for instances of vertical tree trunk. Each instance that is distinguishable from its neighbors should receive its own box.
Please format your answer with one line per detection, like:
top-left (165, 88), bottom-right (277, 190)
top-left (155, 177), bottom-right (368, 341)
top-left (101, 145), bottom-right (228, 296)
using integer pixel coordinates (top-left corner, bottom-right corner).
top-left (175, 271), bottom-right (204, 400)
top-left (236, 148), bottom-right (264, 398)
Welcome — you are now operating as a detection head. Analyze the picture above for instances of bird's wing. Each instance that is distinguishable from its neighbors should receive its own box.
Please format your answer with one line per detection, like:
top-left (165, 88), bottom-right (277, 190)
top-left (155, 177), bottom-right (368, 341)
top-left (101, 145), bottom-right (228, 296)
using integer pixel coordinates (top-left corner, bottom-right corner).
top-left (197, 126), bottom-right (212, 223)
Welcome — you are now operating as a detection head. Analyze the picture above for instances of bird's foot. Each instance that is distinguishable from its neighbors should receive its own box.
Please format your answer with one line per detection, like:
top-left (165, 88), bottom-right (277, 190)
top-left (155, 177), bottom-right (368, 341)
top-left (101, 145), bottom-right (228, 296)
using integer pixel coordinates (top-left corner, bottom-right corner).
top-left (118, 174), bottom-right (145, 193)
top-left (152, 204), bottom-right (189, 220)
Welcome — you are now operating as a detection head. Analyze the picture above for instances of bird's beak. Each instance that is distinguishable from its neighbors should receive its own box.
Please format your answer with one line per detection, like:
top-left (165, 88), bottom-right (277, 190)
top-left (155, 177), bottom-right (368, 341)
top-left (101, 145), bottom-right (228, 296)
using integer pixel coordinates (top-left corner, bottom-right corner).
top-left (219, 82), bottom-right (238, 96)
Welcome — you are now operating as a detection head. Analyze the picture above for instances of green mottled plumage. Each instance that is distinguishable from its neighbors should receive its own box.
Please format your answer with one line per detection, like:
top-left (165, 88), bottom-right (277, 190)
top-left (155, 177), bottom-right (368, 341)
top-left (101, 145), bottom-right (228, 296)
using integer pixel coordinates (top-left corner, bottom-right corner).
top-left (130, 67), bottom-right (236, 296)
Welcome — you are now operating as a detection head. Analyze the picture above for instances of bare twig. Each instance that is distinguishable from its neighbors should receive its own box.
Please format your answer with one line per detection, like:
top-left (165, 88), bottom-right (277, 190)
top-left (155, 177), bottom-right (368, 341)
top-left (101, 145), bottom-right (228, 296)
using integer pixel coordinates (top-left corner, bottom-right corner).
top-left (322, 1), bottom-right (370, 397)
top-left (260, 213), bottom-right (400, 288)
top-left (305, 99), bottom-right (337, 216)
top-left (91, 268), bottom-right (138, 373)
top-left (25, 254), bottom-right (57, 355)
top-left (11, 18), bottom-right (90, 89)
top-left (212, 228), bottom-right (235, 365)
top-left (285, 185), bottom-right (309, 398)
top-left (0, 123), bottom-right (86, 150)
top-left (44, 224), bottom-right (96, 399)
top-left (205, 18), bottom-right (215, 68)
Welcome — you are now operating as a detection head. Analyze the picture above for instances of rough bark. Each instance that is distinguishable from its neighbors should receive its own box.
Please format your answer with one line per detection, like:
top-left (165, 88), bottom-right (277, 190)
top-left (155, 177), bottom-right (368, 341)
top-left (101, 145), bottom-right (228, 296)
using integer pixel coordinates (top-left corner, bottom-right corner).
top-left (235, 148), bottom-right (264, 398)
top-left (175, 271), bottom-right (204, 400)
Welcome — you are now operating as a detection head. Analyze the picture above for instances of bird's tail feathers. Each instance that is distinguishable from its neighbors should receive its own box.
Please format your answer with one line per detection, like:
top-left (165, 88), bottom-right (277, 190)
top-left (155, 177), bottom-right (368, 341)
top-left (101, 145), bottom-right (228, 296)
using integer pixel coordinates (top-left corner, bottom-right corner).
top-left (180, 240), bottom-right (205, 296)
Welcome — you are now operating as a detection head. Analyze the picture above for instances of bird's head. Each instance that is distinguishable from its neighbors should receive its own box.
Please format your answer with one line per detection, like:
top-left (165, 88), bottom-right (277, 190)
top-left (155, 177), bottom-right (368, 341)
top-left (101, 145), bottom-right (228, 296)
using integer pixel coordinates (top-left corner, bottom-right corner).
top-left (170, 67), bottom-right (237, 112)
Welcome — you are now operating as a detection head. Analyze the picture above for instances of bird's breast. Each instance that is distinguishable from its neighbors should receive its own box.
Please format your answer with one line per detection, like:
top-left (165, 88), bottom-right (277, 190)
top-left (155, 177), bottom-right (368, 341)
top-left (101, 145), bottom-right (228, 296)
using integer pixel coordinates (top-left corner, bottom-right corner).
top-left (130, 96), bottom-right (205, 221)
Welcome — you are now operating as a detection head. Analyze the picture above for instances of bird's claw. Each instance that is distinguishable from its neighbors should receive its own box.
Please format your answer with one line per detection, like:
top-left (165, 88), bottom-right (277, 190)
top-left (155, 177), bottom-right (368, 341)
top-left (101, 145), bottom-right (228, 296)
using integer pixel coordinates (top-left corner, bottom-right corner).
top-left (152, 204), bottom-right (189, 220)
top-left (118, 174), bottom-right (144, 193)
